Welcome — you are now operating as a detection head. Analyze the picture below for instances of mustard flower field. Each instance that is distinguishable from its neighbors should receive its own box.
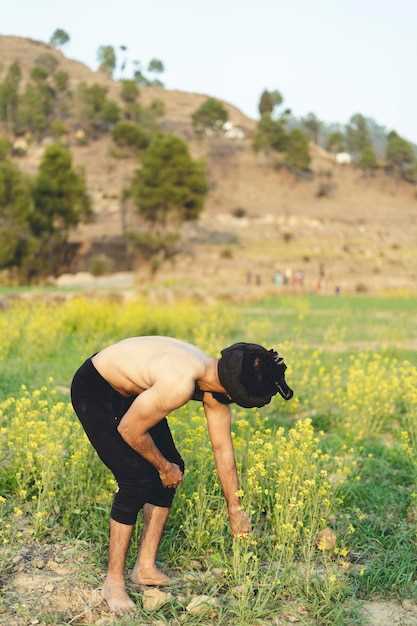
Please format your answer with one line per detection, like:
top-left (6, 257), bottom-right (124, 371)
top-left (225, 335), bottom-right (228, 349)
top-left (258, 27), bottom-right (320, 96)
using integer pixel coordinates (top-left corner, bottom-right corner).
top-left (0, 294), bottom-right (416, 626)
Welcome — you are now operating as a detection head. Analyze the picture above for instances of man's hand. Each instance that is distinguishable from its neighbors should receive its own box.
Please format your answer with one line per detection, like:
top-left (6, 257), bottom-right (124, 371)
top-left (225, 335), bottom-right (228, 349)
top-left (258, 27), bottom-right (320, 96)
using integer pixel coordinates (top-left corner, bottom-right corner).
top-left (228, 504), bottom-right (251, 537)
top-left (159, 462), bottom-right (183, 488)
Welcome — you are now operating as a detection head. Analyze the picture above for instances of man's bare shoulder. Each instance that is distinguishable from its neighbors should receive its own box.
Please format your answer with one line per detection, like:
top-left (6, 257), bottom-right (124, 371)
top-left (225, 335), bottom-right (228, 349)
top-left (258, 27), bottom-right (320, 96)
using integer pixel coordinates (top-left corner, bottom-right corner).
top-left (152, 348), bottom-right (206, 383)
top-left (153, 377), bottom-right (194, 411)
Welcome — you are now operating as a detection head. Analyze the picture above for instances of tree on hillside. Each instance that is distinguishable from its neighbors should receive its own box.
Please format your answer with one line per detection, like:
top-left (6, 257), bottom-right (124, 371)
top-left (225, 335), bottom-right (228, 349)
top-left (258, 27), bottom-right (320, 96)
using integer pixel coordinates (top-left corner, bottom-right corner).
top-left (385, 131), bottom-right (417, 182)
top-left (148, 58), bottom-right (165, 74)
top-left (254, 87), bottom-right (292, 157)
top-left (112, 121), bottom-right (150, 151)
top-left (258, 90), bottom-right (273, 116)
top-left (192, 98), bottom-right (229, 136)
top-left (346, 113), bottom-right (371, 157)
top-left (34, 53), bottom-right (59, 75)
top-left (97, 45), bottom-right (117, 78)
top-left (130, 134), bottom-right (208, 226)
top-left (0, 57), bottom-right (71, 139)
top-left (0, 137), bottom-right (11, 160)
top-left (16, 67), bottom-right (56, 138)
top-left (258, 89), bottom-right (283, 117)
top-left (49, 29), bottom-right (70, 48)
top-left (132, 61), bottom-right (149, 86)
top-left (284, 129), bottom-right (311, 172)
top-left (132, 58), bottom-right (166, 87)
top-left (52, 71), bottom-right (72, 120)
top-left (0, 145), bottom-right (92, 279)
top-left (147, 58), bottom-right (165, 87)
top-left (31, 143), bottom-right (92, 237)
top-left (301, 112), bottom-right (321, 144)
top-left (358, 144), bottom-right (377, 174)
top-left (326, 131), bottom-right (346, 153)
top-left (0, 159), bottom-right (33, 270)
top-left (124, 100), bottom-right (164, 133)
top-left (119, 45), bottom-right (128, 77)
top-left (0, 62), bottom-right (22, 130)
top-left (120, 79), bottom-right (139, 104)
top-left (253, 114), bottom-right (287, 154)
top-left (53, 70), bottom-right (70, 92)
top-left (77, 83), bottom-right (120, 135)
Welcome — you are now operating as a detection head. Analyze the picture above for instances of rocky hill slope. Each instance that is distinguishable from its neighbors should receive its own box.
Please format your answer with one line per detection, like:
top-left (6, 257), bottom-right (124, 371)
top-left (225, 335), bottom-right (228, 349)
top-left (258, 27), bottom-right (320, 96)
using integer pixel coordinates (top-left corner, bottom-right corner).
top-left (1, 35), bottom-right (416, 294)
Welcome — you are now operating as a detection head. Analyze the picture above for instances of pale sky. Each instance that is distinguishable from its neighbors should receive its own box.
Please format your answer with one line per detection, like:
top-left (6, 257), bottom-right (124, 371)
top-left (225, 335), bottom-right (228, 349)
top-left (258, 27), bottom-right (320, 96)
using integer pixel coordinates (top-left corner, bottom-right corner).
top-left (2, 0), bottom-right (417, 142)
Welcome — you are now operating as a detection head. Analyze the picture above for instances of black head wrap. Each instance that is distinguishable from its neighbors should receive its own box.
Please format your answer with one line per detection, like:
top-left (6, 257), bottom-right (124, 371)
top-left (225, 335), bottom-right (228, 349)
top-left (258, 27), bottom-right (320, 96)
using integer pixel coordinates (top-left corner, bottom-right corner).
top-left (217, 342), bottom-right (293, 408)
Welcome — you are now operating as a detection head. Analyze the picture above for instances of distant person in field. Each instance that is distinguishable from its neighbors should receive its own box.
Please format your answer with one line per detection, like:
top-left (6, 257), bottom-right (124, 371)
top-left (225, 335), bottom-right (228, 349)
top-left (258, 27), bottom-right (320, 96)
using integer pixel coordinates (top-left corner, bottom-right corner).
top-left (70, 338), bottom-right (293, 613)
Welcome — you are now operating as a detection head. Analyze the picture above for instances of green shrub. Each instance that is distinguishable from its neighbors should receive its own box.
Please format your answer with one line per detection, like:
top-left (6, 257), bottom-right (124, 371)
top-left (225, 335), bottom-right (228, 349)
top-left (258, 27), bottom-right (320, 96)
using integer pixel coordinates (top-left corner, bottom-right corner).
top-left (124, 102), bottom-right (162, 132)
top-left (258, 89), bottom-right (283, 116)
top-left (77, 83), bottom-right (121, 135)
top-left (192, 98), bottom-right (228, 135)
top-left (0, 137), bottom-right (11, 160)
top-left (386, 131), bottom-right (416, 182)
top-left (97, 45), bottom-right (116, 78)
top-left (0, 62), bottom-right (22, 130)
top-left (0, 159), bottom-right (33, 269)
top-left (127, 230), bottom-right (180, 268)
top-left (359, 144), bottom-right (377, 173)
top-left (149, 98), bottom-right (165, 118)
top-left (53, 70), bottom-right (70, 92)
top-left (49, 28), bottom-right (70, 48)
top-left (112, 121), bottom-right (150, 151)
top-left (89, 254), bottom-right (115, 276)
top-left (16, 81), bottom-right (55, 138)
top-left (33, 53), bottom-right (59, 75)
top-left (326, 131), bottom-right (346, 153)
top-left (284, 129), bottom-right (311, 172)
top-left (50, 119), bottom-right (68, 139)
top-left (130, 134), bottom-right (208, 225)
top-left (120, 79), bottom-right (139, 103)
top-left (253, 115), bottom-right (287, 153)
top-left (31, 143), bottom-right (92, 237)
top-left (30, 66), bottom-right (49, 83)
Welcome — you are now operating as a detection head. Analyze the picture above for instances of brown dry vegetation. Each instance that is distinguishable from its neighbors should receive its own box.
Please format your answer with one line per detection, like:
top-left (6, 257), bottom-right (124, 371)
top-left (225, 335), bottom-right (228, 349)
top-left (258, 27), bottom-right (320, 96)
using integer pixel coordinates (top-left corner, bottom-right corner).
top-left (1, 35), bottom-right (416, 294)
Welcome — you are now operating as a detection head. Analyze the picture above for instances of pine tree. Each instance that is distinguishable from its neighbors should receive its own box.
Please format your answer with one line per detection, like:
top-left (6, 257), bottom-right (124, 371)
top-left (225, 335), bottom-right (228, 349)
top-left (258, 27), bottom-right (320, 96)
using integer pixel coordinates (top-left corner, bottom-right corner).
top-left (0, 159), bottom-right (33, 268)
top-left (130, 134), bottom-right (208, 226)
top-left (192, 98), bottom-right (229, 135)
top-left (31, 143), bottom-right (92, 236)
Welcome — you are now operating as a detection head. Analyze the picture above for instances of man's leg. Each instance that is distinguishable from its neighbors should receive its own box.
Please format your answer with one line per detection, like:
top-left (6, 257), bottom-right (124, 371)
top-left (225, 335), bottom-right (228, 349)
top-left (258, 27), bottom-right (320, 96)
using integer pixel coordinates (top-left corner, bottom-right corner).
top-left (103, 519), bottom-right (135, 612)
top-left (131, 504), bottom-right (171, 585)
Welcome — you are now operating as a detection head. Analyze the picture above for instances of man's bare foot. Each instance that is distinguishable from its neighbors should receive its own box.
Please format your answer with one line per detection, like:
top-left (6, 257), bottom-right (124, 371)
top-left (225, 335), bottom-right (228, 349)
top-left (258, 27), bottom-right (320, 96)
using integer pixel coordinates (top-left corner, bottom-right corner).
top-left (131, 563), bottom-right (171, 586)
top-left (102, 577), bottom-right (135, 613)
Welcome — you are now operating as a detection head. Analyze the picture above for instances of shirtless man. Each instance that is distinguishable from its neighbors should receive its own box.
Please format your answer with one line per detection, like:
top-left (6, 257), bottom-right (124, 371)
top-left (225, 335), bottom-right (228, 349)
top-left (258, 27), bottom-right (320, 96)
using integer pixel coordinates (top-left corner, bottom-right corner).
top-left (70, 337), bottom-right (293, 613)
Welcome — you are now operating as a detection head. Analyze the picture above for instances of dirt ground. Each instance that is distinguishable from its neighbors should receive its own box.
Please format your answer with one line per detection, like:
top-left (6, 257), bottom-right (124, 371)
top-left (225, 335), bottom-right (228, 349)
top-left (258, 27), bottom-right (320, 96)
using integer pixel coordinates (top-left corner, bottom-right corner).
top-left (2, 540), bottom-right (417, 626)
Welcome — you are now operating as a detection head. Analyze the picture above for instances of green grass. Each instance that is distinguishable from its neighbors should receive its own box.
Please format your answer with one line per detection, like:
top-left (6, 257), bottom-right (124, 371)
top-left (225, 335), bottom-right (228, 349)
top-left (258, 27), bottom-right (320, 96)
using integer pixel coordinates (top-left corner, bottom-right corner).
top-left (338, 442), bottom-right (417, 599)
top-left (0, 293), bottom-right (416, 625)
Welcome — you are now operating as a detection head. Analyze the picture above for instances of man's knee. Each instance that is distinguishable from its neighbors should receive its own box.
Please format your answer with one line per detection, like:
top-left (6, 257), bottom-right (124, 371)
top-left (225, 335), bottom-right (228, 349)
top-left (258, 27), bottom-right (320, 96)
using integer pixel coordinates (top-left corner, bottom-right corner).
top-left (110, 481), bottom-right (146, 525)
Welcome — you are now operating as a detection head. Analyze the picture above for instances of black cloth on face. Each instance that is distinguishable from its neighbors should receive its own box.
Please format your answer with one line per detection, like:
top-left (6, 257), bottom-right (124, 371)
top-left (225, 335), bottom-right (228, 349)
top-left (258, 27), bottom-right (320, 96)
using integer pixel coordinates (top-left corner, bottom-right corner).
top-left (218, 342), bottom-right (294, 408)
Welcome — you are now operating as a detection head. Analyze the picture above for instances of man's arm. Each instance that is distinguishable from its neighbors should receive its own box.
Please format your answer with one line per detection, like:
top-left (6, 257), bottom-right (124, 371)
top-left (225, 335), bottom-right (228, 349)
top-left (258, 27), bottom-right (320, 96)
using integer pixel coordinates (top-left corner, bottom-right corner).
top-left (117, 379), bottom-right (193, 487)
top-left (203, 393), bottom-right (251, 536)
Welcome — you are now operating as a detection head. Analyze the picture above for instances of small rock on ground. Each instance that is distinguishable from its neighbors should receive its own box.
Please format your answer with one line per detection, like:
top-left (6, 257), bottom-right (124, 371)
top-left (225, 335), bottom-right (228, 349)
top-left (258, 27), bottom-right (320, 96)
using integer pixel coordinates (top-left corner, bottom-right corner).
top-left (186, 595), bottom-right (219, 615)
top-left (142, 588), bottom-right (172, 611)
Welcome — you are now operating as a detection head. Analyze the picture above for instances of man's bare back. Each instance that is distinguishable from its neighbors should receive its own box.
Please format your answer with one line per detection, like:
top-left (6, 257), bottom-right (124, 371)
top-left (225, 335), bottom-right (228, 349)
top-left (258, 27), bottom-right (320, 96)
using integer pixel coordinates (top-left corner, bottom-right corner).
top-left (92, 336), bottom-right (210, 401)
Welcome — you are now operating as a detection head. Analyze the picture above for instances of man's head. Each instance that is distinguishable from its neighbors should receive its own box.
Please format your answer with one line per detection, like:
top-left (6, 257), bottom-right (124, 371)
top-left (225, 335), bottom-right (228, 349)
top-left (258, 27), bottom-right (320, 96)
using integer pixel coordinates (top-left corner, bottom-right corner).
top-left (217, 342), bottom-right (293, 408)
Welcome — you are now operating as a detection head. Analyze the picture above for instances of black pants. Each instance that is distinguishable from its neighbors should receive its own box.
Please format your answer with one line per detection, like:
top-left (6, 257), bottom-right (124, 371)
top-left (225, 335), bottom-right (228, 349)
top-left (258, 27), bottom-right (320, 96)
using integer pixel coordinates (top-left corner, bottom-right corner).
top-left (70, 355), bottom-right (185, 525)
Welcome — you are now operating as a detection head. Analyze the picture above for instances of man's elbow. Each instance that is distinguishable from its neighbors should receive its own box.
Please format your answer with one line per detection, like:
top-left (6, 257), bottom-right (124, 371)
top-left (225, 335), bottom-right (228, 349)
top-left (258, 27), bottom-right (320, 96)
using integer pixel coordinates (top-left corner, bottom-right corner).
top-left (117, 423), bottom-right (142, 446)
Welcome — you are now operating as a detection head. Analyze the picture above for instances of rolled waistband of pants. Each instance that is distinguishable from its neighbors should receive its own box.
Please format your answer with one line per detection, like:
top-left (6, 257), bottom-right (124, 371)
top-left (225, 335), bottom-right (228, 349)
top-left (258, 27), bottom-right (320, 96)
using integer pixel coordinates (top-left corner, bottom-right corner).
top-left (72, 352), bottom-right (121, 398)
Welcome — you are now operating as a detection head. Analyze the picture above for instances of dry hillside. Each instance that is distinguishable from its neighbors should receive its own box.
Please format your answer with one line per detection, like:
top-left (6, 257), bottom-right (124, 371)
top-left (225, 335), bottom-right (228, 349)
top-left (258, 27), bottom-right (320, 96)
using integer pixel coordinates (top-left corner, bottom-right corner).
top-left (1, 35), bottom-right (416, 295)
